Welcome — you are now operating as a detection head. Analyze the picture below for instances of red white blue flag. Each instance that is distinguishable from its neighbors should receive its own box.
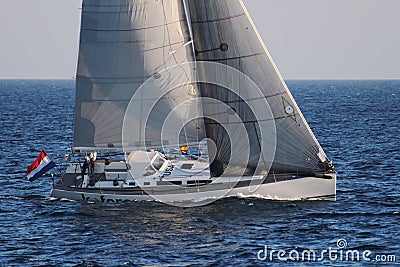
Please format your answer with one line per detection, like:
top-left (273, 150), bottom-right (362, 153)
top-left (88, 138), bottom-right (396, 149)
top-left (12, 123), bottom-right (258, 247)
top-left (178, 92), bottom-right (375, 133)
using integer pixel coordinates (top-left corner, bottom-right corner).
top-left (26, 150), bottom-right (56, 182)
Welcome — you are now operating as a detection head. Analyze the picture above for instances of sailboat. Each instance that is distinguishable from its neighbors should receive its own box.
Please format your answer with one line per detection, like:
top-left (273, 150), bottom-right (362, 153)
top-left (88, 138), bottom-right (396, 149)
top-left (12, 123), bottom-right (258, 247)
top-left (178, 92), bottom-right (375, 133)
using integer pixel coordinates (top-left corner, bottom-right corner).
top-left (51, 0), bottom-right (336, 206)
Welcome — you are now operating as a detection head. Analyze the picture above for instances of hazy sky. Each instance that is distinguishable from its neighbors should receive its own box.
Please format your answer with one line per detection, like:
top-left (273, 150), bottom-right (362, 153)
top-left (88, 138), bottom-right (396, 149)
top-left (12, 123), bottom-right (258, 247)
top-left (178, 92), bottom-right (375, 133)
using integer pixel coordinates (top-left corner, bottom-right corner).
top-left (0, 0), bottom-right (399, 79)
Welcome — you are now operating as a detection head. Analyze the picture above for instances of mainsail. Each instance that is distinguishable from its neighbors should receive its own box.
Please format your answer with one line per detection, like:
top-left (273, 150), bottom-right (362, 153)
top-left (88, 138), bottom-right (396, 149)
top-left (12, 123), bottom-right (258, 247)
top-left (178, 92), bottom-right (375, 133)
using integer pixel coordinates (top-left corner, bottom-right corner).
top-left (74, 0), bottom-right (199, 151)
top-left (187, 0), bottom-right (329, 175)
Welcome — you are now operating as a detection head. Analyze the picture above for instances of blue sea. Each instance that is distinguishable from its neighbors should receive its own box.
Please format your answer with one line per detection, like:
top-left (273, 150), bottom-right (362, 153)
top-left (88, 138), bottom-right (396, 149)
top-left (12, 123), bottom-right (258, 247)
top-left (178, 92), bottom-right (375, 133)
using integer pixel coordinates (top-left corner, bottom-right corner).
top-left (0, 80), bottom-right (399, 266)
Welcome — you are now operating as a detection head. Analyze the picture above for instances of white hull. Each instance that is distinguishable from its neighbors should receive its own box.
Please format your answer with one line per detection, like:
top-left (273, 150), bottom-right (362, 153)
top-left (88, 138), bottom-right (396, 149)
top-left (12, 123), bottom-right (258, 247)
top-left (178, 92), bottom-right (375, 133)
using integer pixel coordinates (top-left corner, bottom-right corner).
top-left (51, 174), bottom-right (336, 205)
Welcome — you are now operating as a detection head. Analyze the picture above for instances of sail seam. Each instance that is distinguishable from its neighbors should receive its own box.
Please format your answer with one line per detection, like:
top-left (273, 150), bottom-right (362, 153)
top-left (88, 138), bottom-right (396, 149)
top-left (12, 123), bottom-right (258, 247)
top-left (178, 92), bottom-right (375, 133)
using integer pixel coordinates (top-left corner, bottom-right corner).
top-left (80, 41), bottom-right (184, 49)
top-left (223, 91), bottom-right (287, 104)
top-left (76, 75), bottom-right (151, 80)
top-left (85, 95), bottom-right (207, 104)
top-left (192, 13), bottom-right (246, 24)
top-left (82, 11), bottom-right (136, 14)
top-left (200, 52), bottom-right (264, 62)
top-left (82, 4), bottom-right (133, 8)
top-left (204, 115), bottom-right (298, 124)
top-left (81, 20), bottom-right (186, 32)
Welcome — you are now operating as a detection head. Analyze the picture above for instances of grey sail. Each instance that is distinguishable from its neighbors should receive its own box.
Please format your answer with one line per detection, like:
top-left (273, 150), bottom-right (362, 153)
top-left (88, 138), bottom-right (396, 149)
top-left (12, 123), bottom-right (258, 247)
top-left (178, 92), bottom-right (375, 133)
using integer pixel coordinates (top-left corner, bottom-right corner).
top-left (74, 0), bottom-right (200, 151)
top-left (188, 0), bottom-right (330, 176)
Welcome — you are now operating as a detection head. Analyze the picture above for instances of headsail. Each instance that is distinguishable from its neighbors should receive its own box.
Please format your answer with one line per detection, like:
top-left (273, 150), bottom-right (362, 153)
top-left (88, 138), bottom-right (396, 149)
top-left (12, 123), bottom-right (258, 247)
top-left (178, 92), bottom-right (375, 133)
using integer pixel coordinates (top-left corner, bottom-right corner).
top-left (188, 0), bottom-right (329, 175)
top-left (74, 0), bottom-right (199, 151)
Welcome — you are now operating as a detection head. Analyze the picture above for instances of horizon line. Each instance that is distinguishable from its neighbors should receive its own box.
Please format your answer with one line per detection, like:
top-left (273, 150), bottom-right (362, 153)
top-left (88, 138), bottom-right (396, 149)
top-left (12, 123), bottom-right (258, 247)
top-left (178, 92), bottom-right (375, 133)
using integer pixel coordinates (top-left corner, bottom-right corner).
top-left (1, 77), bottom-right (400, 81)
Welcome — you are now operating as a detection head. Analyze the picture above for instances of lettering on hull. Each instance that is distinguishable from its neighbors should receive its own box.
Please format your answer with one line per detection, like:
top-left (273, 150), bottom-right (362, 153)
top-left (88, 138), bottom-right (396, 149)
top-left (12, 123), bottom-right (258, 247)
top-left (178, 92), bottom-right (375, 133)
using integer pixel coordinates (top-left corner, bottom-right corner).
top-left (81, 194), bottom-right (132, 203)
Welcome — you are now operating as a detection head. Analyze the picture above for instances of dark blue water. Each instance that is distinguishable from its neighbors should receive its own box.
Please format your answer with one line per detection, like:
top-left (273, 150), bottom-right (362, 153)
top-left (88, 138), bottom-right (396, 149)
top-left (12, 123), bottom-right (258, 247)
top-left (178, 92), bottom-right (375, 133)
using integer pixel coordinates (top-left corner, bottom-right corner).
top-left (0, 80), bottom-right (399, 266)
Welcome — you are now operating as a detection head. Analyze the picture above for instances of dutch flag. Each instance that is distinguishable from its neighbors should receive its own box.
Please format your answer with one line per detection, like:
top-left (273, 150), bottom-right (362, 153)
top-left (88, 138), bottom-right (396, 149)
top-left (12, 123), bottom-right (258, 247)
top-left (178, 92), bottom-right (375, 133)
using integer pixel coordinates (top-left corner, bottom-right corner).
top-left (26, 150), bottom-right (56, 182)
